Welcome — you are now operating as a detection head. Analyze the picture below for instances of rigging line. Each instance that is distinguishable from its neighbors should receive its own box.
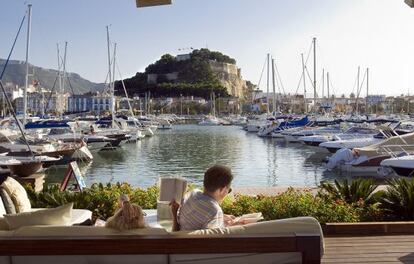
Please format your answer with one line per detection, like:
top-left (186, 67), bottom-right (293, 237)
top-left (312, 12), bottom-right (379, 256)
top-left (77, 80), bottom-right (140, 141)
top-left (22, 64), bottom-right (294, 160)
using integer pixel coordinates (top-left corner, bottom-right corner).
top-left (304, 40), bottom-right (314, 68)
top-left (115, 61), bottom-right (138, 121)
top-left (351, 69), bottom-right (359, 95)
top-left (315, 42), bottom-right (328, 72)
top-left (257, 55), bottom-right (267, 90)
top-left (356, 69), bottom-right (367, 98)
top-left (65, 74), bottom-right (76, 95)
top-left (0, 80), bottom-right (34, 156)
top-left (273, 60), bottom-right (286, 95)
top-left (44, 75), bottom-right (58, 114)
top-left (0, 14), bottom-right (26, 79)
top-left (293, 68), bottom-right (303, 95)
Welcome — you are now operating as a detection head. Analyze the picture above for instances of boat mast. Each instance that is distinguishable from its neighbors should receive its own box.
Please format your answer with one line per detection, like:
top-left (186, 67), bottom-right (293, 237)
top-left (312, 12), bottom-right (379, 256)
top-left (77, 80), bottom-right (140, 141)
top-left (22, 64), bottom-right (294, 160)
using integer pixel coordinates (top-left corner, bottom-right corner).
top-left (23, 4), bottom-right (32, 128)
top-left (322, 68), bottom-right (325, 100)
top-left (313, 37), bottom-right (317, 112)
top-left (366, 68), bottom-right (369, 114)
top-left (327, 72), bottom-right (330, 103)
top-left (266, 53), bottom-right (270, 116)
top-left (62, 41), bottom-right (67, 117)
top-left (271, 57), bottom-right (276, 114)
top-left (301, 53), bottom-right (307, 113)
top-left (112, 43), bottom-right (117, 128)
top-left (356, 66), bottom-right (360, 114)
top-left (106, 25), bottom-right (114, 127)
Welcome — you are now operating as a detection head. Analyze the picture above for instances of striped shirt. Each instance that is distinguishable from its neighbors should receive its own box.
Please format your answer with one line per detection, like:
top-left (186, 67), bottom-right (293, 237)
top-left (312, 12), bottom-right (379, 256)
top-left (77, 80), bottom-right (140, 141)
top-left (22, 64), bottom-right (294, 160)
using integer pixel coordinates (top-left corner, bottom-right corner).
top-left (178, 190), bottom-right (224, 231)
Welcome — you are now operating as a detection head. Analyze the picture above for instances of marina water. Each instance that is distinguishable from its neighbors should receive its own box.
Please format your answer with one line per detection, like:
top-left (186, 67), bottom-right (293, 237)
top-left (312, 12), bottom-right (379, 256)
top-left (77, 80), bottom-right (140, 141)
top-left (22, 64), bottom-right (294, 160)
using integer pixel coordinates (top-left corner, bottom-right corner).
top-left (45, 125), bottom-right (365, 188)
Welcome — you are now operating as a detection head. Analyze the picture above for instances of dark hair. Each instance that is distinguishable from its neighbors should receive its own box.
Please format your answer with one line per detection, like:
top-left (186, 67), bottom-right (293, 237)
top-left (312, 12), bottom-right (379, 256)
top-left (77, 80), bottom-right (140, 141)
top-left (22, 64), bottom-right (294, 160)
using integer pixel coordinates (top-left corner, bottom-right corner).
top-left (203, 165), bottom-right (233, 193)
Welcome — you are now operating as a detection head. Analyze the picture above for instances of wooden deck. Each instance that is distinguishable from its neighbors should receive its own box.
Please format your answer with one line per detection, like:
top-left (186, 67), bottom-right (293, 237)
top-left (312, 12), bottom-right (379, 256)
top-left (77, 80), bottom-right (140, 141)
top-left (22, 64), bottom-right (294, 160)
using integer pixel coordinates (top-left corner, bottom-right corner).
top-left (323, 235), bottom-right (414, 263)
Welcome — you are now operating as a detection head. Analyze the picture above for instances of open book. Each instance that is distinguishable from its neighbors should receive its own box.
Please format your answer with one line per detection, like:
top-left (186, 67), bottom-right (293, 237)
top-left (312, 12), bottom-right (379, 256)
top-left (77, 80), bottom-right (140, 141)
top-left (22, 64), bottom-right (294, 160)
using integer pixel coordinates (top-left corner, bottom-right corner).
top-left (234, 213), bottom-right (264, 224)
top-left (158, 177), bottom-right (188, 203)
top-left (157, 177), bottom-right (188, 220)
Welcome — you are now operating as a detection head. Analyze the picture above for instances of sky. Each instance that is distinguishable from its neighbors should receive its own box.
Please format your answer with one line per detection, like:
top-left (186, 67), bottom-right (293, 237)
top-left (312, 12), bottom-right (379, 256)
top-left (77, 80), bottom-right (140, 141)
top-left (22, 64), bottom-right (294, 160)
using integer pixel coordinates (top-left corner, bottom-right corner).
top-left (1, 0), bottom-right (414, 97)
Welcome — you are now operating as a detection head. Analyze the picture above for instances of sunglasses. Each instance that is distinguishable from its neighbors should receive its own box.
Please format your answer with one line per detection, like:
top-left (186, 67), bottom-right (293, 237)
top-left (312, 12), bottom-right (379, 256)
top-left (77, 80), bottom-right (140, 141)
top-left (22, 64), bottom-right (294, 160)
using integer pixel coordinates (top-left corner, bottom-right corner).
top-left (228, 187), bottom-right (232, 194)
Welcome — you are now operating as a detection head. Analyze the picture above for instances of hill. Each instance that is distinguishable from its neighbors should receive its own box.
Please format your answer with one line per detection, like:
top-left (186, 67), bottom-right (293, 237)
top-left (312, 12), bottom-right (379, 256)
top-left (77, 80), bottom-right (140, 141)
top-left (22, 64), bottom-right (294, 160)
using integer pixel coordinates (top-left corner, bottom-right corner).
top-left (115, 49), bottom-right (240, 100)
top-left (0, 59), bottom-right (105, 94)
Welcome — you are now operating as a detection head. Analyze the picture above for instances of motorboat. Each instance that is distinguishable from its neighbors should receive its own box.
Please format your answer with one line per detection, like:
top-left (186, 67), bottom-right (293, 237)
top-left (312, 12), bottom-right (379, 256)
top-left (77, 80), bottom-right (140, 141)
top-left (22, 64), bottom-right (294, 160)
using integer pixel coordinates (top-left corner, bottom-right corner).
top-left (0, 154), bottom-right (59, 177)
top-left (380, 155), bottom-right (414, 177)
top-left (326, 132), bottom-right (414, 173)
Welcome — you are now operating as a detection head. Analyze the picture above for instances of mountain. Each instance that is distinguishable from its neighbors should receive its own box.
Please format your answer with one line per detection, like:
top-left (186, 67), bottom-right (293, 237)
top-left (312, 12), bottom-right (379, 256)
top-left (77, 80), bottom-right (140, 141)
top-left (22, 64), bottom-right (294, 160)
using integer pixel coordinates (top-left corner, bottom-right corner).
top-left (0, 59), bottom-right (105, 94)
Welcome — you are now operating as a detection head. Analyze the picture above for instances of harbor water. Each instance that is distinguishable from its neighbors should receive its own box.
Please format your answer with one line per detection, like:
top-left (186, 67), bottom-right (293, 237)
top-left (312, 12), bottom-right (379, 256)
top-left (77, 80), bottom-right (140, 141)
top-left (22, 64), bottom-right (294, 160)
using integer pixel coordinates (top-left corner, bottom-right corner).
top-left (45, 125), bottom-right (368, 188)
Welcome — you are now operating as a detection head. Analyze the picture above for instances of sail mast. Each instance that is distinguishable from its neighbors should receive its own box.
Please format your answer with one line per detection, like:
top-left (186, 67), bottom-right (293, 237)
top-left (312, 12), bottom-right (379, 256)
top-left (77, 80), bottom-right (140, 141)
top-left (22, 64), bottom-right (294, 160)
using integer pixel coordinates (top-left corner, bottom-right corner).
top-left (61, 41), bottom-right (67, 117)
top-left (366, 68), bottom-right (369, 114)
top-left (271, 57), bottom-right (276, 114)
top-left (266, 53), bottom-right (270, 115)
top-left (112, 43), bottom-right (117, 128)
top-left (313, 37), bottom-right (317, 112)
top-left (301, 53), bottom-right (307, 113)
top-left (23, 4), bottom-right (32, 128)
top-left (356, 66), bottom-right (360, 114)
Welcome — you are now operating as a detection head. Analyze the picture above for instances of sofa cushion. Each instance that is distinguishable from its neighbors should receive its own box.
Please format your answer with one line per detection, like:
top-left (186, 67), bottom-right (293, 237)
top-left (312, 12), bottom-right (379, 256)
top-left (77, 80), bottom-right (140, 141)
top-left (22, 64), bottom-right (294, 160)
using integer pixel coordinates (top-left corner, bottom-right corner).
top-left (243, 217), bottom-right (324, 254)
top-left (13, 225), bottom-right (169, 237)
top-left (0, 187), bottom-right (15, 214)
top-left (4, 203), bottom-right (73, 230)
top-left (1, 177), bottom-right (31, 213)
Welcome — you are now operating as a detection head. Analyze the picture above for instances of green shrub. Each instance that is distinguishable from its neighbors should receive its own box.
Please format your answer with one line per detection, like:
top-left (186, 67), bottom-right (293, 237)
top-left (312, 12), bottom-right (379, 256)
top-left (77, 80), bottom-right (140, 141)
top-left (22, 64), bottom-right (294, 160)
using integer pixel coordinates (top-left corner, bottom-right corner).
top-left (25, 183), bottom-right (158, 221)
top-left (318, 179), bottom-right (379, 205)
top-left (381, 178), bottom-right (414, 220)
top-left (222, 188), bottom-right (360, 224)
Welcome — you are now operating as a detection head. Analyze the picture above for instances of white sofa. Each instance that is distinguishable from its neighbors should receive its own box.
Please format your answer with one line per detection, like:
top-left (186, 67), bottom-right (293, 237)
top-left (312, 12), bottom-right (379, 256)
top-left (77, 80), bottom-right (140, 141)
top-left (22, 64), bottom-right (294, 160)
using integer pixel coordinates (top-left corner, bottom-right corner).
top-left (0, 178), bottom-right (323, 263)
top-left (0, 216), bottom-right (323, 264)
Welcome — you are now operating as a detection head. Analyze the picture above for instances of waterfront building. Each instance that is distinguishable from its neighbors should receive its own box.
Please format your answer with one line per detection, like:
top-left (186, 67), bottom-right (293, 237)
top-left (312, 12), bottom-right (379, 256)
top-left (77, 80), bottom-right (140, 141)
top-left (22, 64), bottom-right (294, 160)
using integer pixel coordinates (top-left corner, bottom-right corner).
top-left (15, 91), bottom-right (62, 116)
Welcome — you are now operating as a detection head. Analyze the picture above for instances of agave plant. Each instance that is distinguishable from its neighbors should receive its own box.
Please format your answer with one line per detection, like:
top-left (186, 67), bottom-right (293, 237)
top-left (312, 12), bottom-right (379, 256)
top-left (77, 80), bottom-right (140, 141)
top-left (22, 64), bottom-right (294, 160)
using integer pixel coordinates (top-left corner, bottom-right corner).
top-left (318, 178), bottom-right (379, 205)
top-left (381, 178), bottom-right (414, 220)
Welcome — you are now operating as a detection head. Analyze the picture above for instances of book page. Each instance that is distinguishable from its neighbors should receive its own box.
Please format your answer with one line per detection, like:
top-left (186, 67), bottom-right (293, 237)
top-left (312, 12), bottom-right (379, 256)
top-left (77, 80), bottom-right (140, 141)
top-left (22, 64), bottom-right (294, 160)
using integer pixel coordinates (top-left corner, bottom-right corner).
top-left (158, 177), bottom-right (187, 203)
top-left (234, 213), bottom-right (264, 223)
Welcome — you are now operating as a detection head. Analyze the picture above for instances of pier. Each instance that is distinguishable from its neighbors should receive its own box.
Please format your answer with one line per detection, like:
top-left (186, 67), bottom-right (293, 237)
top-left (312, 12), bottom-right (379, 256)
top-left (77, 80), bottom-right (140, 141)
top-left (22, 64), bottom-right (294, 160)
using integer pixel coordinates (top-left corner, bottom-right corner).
top-left (323, 235), bottom-right (414, 263)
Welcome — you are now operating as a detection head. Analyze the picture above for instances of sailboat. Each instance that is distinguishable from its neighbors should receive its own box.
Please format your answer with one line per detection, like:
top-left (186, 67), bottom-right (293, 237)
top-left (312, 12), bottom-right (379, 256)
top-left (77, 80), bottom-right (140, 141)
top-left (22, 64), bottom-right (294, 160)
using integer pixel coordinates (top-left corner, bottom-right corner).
top-left (198, 92), bottom-right (220, 126)
top-left (0, 4), bottom-right (60, 177)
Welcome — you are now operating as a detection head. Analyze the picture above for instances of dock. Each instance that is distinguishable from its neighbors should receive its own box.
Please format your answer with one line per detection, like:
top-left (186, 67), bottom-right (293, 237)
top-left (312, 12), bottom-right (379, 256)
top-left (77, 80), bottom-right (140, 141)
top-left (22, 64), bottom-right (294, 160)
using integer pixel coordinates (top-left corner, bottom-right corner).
top-left (323, 235), bottom-right (414, 263)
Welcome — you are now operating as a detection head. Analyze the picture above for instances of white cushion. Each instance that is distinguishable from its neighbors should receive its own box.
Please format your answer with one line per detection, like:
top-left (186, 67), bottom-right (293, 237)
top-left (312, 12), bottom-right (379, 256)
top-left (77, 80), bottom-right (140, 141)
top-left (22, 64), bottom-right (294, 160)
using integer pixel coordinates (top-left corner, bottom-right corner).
top-left (30, 208), bottom-right (92, 225)
top-left (1, 177), bottom-right (31, 213)
top-left (4, 203), bottom-right (73, 230)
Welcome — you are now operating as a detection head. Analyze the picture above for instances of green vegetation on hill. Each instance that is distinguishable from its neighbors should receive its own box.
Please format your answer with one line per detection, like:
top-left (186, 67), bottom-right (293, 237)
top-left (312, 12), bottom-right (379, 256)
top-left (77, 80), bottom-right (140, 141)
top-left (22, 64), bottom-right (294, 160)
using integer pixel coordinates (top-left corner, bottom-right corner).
top-left (0, 59), bottom-right (104, 94)
top-left (115, 49), bottom-right (235, 99)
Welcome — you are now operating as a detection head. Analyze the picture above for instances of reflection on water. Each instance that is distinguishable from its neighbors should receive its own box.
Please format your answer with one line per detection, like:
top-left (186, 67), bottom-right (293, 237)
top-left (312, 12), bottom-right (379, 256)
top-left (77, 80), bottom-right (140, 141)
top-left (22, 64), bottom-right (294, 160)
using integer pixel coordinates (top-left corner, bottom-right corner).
top-left (45, 125), bottom-right (371, 188)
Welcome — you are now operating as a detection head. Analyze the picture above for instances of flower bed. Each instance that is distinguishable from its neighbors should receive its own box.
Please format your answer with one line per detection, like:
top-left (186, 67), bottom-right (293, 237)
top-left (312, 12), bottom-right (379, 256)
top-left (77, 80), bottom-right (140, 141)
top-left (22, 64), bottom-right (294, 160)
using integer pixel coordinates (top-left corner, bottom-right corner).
top-left (25, 178), bottom-right (414, 223)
